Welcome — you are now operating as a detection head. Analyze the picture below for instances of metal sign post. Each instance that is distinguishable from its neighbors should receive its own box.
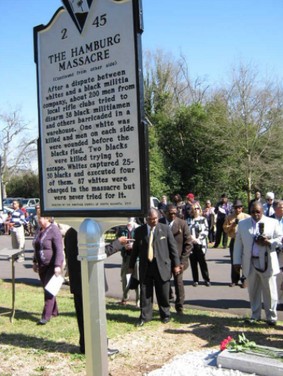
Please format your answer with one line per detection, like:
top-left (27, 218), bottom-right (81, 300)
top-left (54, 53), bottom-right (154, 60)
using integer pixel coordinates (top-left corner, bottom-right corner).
top-left (78, 218), bottom-right (107, 376)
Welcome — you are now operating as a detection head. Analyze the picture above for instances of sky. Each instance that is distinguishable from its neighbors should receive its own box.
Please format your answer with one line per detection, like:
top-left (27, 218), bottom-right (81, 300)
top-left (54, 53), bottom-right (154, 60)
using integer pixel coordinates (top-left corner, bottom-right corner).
top-left (0, 0), bottom-right (283, 129)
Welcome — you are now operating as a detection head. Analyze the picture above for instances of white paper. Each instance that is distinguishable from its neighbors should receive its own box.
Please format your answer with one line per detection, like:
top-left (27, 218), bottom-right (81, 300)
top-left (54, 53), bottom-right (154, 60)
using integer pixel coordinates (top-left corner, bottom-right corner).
top-left (45, 274), bottom-right (64, 296)
top-left (126, 273), bottom-right (132, 289)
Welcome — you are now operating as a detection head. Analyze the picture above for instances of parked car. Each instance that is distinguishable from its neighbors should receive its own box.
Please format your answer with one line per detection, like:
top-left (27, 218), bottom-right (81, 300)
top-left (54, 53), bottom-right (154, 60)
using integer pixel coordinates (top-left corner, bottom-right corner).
top-left (20, 198), bottom-right (40, 208)
top-left (26, 206), bottom-right (37, 217)
top-left (150, 196), bottom-right (160, 209)
top-left (3, 197), bottom-right (24, 207)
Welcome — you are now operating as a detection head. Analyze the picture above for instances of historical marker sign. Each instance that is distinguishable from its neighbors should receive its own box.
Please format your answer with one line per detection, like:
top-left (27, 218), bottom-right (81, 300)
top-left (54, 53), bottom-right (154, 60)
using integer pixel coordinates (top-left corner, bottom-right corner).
top-left (34, 0), bottom-right (149, 217)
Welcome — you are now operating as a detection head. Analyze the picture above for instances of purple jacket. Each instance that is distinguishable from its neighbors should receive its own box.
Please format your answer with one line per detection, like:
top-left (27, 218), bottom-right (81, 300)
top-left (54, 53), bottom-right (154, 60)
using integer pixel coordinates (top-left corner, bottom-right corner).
top-left (34, 223), bottom-right (64, 268)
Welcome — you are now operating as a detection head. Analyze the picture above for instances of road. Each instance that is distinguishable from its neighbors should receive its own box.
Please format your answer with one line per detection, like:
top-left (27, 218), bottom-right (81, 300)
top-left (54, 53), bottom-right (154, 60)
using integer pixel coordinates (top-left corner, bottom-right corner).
top-left (0, 233), bottom-right (282, 320)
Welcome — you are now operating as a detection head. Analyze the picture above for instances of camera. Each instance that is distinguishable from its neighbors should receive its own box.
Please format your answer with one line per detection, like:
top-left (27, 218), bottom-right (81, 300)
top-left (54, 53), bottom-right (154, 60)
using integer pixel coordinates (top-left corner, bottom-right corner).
top-left (235, 218), bottom-right (239, 225)
top-left (254, 223), bottom-right (265, 242)
top-left (254, 234), bottom-right (265, 242)
top-left (194, 223), bottom-right (200, 238)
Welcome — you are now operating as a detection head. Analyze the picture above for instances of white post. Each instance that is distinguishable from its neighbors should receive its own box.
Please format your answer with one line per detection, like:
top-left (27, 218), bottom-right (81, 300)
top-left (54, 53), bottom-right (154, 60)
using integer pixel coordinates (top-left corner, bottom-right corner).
top-left (78, 218), bottom-right (108, 376)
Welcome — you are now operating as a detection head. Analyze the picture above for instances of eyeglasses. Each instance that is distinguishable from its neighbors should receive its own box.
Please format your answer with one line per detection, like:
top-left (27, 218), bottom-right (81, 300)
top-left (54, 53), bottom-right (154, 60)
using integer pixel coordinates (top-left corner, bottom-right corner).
top-left (251, 210), bottom-right (261, 214)
top-left (168, 212), bottom-right (177, 216)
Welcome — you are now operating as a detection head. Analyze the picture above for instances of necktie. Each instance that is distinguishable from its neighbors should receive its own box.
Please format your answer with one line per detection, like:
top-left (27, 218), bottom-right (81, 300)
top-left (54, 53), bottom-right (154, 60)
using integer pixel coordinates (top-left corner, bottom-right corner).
top-left (148, 228), bottom-right (154, 261)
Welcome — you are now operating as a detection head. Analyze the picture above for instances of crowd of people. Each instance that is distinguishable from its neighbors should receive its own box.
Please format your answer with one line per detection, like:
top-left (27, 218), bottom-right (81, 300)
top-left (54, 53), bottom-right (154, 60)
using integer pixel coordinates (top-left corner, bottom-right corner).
top-left (122, 191), bottom-right (283, 327)
top-left (1, 191), bottom-right (283, 353)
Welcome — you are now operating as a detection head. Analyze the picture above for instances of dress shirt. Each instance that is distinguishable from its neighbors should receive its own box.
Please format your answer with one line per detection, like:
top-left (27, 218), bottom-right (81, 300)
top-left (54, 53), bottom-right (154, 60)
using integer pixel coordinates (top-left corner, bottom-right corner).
top-left (251, 219), bottom-right (261, 257)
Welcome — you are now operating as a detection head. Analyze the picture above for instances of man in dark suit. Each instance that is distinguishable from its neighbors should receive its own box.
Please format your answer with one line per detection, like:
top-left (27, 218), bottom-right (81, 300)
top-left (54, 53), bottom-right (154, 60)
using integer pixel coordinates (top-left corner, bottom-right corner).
top-left (64, 227), bottom-right (123, 355)
top-left (129, 208), bottom-right (181, 326)
top-left (159, 204), bottom-right (193, 314)
top-left (248, 190), bottom-right (265, 214)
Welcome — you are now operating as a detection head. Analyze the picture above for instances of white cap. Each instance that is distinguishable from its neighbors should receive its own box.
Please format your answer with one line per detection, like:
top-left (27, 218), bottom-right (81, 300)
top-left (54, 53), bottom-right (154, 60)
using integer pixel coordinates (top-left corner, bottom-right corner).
top-left (266, 192), bottom-right (274, 200)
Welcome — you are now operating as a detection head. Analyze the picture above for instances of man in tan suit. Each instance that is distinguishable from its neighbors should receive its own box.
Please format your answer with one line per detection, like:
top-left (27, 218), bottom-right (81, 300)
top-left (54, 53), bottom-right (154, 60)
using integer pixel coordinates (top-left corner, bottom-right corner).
top-left (234, 202), bottom-right (282, 326)
top-left (223, 199), bottom-right (250, 288)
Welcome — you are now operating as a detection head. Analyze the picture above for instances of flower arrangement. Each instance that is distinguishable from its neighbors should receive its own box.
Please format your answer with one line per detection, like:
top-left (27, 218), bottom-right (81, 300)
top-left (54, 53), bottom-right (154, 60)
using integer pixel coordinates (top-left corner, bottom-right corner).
top-left (220, 333), bottom-right (283, 362)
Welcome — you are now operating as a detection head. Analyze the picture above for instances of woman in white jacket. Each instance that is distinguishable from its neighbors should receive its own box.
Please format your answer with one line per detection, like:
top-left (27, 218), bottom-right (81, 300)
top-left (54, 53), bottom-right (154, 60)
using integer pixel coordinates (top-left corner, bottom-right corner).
top-left (187, 204), bottom-right (211, 286)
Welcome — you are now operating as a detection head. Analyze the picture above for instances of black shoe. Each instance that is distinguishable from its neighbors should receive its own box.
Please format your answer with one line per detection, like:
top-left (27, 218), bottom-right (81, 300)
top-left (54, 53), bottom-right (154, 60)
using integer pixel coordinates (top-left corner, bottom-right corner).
top-left (135, 319), bottom-right (145, 327)
top-left (108, 348), bottom-right (119, 356)
top-left (266, 320), bottom-right (277, 327)
top-left (37, 319), bottom-right (49, 325)
top-left (193, 282), bottom-right (198, 287)
top-left (161, 317), bottom-right (170, 324)
top-left (176, 309), bottom-right (184, 316)
top-left (204, 281), bottom-right (211, 287)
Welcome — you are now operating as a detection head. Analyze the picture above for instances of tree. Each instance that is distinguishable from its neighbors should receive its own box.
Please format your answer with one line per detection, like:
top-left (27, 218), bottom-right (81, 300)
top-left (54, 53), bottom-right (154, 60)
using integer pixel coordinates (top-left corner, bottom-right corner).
top-left (143, 50), bottom-right (210, 121)
top-left (0, 109), bottom-right (37, 198)
top-left (143, 50), bottom-right (211, 201)
top-left (216, 63), bottom-right (283, 202)
top-left (148, 123), bottom-right (170, 198)
top-left (154, 102), bottom-right (232, 203)
top-left (7, 171), bottom-right (40, 198)
top-left (146, 56), bottom-right (283, 205)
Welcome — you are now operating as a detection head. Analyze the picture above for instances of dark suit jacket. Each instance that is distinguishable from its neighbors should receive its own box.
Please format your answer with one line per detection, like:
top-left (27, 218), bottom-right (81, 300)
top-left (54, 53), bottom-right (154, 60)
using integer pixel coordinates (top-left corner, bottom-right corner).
top-left (64, 227), bottom-right (123, 295)
top-left (159, 217), bottom-right (192, 265)
top-left (129, 222), bottom-right (180, 283)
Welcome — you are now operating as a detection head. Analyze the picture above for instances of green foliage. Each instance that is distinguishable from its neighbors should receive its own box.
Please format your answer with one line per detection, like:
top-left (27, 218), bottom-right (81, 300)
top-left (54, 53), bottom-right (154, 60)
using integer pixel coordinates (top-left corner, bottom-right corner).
top-left (144, 57), bottom-right (283, 204)
top-left (148, 124), bottom-right (170, 198)
top-left (6, 171), bottom-right (39, 198)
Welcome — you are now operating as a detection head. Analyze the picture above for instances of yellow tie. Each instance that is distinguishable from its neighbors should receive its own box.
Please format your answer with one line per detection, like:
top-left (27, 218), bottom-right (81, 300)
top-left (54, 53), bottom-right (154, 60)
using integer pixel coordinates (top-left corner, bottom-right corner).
top-left (148, 228), bottom-right (154, 261)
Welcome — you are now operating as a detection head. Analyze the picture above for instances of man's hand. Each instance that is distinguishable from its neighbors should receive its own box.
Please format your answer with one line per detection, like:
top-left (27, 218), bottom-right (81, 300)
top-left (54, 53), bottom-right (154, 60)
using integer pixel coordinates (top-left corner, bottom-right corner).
top-left (173, 265), bottom-right (181, 275)
top-left (118, 236), bottom-right (127, 245)
top-left (255, 236), bottom-right (270, 247)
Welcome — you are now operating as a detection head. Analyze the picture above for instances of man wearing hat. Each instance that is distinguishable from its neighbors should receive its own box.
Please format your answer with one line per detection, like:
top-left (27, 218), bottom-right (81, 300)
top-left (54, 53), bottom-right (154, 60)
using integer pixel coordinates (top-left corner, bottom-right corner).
top-left (263, 192), bottom-right (276, 218)
top-left (223, 199), bottom-right (250, 287)
top-left (213, 193), bottom-right (232, 248)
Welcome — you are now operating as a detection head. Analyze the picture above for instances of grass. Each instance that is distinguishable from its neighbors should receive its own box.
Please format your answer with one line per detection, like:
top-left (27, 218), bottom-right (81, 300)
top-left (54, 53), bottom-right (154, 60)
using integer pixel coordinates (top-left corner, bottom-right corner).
top-left (0, 279), bottom-right (282, 375)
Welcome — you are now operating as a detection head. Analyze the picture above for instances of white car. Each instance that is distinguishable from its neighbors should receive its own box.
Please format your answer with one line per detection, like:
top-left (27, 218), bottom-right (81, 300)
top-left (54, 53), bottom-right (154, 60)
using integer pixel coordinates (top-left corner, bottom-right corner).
top-left (150, 196), bottom-right (160, 209)
top-left (20, 198), bottom-right (40, 208)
